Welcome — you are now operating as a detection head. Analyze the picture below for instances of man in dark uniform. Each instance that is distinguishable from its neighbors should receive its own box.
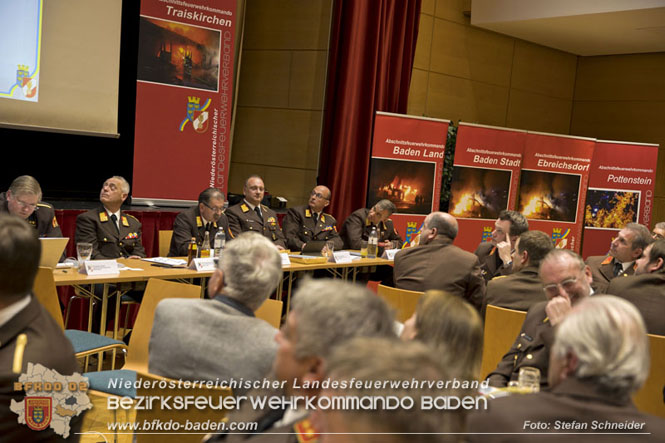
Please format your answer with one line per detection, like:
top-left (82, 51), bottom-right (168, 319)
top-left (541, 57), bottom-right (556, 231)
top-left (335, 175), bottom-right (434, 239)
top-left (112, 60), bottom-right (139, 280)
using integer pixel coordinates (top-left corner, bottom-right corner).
top-left (0, 175), bottom-right (62, 238)
top-left (282, 185), bottom-right (343, 252)
top-left (75, 176), bottom-right (146, 259)
top-left (482, 230), bottom-right (554, 318)
top-left (474, 210), bottom-right (528, 282)
top-left (0, 215), bottom-right (84, 442)
top-left (486, 249), bottom-right (593, 386)
top-left (226, 175), bottom-right (286, 249)
top-left (168, 187), bottom-right (232, 256)
top-left (607, 239), bottom-right (665, 335)
top-left (393, 211), bottom-right (484, 311)
top-left (585, 222), bottom-right (652, 293)
top-left (339, 199), bottom-right (402, 250)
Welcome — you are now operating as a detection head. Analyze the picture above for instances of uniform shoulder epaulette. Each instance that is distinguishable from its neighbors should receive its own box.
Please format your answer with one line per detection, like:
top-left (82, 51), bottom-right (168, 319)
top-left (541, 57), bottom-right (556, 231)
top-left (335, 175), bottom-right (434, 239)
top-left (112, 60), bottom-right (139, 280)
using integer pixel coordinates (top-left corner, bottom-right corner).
top-left (491, 275), bottom-right (508, 281)
top-left (36, 202), bottom-right (53, 209)
top-left (125, 213), bottom-right (140, 222)
top-left (322, 212), bottom-right (335, 222)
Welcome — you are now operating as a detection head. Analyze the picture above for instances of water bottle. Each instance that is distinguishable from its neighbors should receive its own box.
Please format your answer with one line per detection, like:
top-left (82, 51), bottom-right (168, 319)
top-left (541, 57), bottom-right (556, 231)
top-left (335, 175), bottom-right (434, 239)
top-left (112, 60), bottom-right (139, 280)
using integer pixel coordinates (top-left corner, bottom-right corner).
top-left (214, 229), bottom-right (226, 257)
top-left (368, 227), bottom-right (379, 259)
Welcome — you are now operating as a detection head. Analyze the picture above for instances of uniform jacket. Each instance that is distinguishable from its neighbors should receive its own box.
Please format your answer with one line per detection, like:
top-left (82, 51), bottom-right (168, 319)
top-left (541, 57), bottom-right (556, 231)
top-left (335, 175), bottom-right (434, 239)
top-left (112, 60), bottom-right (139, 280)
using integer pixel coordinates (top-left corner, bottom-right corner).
top-left (339, 208), bottom-right (402, 250)
top-left (482, 265), bottom-right (547, 319)
top-left (226, 202), bottom-right (286, 248)
top-left (486, 301), bottom-right (554, 385)
top-left (168, 206), bottom-right (232, 256)
top-left (0, 192), bottom-right (63, 238)
top-left (586, 254), bottom-right (636, 294)
top-left (607, 272), bottom-right (665, 336)
top-left (1, 296), bottom-right (84, 442)
top-left (393, 236), bottom-right (485, 311)
top-left (282, 205), bottom-right (343, 251)
top-left (467, 377), bottom-right (665, 442)
top-left (75, 207), bottom-right (146, 259)
top-left (475, 240), bottom-right (512, 282)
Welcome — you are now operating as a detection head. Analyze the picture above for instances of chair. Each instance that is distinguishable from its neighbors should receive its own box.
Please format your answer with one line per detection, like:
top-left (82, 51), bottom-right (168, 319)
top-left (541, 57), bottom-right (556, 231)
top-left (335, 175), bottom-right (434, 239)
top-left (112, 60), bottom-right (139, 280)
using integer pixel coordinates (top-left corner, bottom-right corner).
top-left (376, 284), bottom-right (423, 323)
top-left (84, 278), bottom-right (200, 394)
top-left (480, 305), bottom-right (527, 380)
top-left (158, 230), bottom-right (173, 257)
top-left (255, 298), bottom-right (283, 329)
top-left (32, 267), bottom-right (127, 371)
top-left (632, 333), bottom-right (665, 418)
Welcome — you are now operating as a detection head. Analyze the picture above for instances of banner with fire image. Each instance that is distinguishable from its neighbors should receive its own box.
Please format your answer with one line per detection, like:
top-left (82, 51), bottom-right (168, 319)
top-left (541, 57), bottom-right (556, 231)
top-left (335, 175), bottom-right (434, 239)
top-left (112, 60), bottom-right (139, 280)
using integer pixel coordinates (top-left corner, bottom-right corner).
top-left (517, 132), bottom-right (596, 252)
top-left (581, 140), bottom-right (658, 259)
top-left (449, 123), bottom-right (526, 252)
top-left (367, 112), bottom-right (450, 246)
top-left (132, 0), bottom-right (236, 204)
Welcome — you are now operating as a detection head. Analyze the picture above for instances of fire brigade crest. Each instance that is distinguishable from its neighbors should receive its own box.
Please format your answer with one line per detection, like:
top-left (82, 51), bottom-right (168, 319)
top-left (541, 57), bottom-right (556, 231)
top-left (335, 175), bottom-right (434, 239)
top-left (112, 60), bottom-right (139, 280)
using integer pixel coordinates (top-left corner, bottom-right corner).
top-left (179, 96), bottom-right (211, 133)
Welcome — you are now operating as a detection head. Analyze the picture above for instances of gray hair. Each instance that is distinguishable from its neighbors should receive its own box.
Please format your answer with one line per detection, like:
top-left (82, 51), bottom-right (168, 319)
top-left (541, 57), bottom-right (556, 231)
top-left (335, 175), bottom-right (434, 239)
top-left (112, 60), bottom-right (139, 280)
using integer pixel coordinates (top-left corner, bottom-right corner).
top-left (198, 188), bottom-right (225, 205)
top-left (291, 279), bottom-right (395, 360)
top-left (373, 199), bottom-right (396, 215)
top-left (219, 232), bottom-right (282, 310)
top-left (8, 175), bottom-right (42, 200)
top-left (624, 222), bottom-right (653, 252)
top-left (425, 212), bottom-right (458, 239)
top-left (655, 222), bottom-right (665, 231)
top-left (540, 248), bottom-right (586, 273)
top-left (109, 176), bottom-right (130, 194)
top-left (552, 295), bottom-right (649, 395)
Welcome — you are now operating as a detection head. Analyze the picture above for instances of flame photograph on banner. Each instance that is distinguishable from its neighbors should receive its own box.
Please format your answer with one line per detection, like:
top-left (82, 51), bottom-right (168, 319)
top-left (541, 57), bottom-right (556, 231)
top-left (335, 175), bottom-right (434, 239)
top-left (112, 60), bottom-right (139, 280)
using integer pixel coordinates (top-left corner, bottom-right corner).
top-left (137, 16), bottom-right (221, 91)
top-left (584, 188), bottom-right (639, 229)
top-left (517, 170), bottom-right (581, 223)
top-left (367, 158), bottom-right (435, 215)
top-left (449, 166), bottom-right (511, 219)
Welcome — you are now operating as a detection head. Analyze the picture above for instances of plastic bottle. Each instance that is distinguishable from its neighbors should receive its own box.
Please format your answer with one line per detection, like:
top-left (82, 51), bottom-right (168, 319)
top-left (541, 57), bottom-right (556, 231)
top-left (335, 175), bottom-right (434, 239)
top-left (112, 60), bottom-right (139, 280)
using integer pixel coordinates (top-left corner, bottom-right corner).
top-left (200, 231), bottom-right (211, 258)
top-left (214, 229), bottom-right (226, 258)
top-left (368, 227), bottom-right (379, 259)
top-left (187, 237), bottom-right (198, 265)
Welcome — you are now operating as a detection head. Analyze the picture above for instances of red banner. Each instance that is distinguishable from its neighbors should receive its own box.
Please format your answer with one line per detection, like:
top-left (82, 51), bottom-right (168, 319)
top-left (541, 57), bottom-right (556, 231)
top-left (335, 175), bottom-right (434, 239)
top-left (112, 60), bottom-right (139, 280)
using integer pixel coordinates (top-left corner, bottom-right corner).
top-left (517, 132), bottom-right (595, 252)
top-left (581, 140), bottom-right (659, 258)
top-left (132, 0), bottom-right (236, 204)
top-left (450, 123), bottom-right (526, 252)
top-left (367, 112), bottom-right (449, 246)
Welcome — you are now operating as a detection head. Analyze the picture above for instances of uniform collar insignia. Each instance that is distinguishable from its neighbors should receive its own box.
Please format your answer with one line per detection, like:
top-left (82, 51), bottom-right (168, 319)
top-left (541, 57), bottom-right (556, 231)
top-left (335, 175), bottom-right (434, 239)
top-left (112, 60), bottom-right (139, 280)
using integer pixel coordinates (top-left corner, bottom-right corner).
top-left (601, 255), bottom-right (613, 265)
top-left (99, 212), bottom-right (108, 222)
top-left (305, 209), bottom-right (311, 217)
top-left (293, 417), bottom-right (319, 443)
top-left (196, 216), bottom-right (202, 227)
top-left (240, 204), bottom-right (249, 213)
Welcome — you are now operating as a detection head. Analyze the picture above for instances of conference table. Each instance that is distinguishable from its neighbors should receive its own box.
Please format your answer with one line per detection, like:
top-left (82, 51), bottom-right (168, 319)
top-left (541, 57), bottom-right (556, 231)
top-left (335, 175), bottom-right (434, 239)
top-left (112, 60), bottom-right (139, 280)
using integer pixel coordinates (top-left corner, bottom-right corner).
top-left (53, 255), bottom-right (393, 338)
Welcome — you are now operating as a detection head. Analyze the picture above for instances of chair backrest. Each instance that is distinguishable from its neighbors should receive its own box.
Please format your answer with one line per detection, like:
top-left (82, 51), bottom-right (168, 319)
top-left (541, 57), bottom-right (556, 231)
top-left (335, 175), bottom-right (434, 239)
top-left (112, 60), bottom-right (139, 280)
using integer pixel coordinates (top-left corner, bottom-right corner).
top-left (135, 370), bottom-right (233, 443)
top-left (158, 230), bottom-right (173, 257)
top-left (124, 278), bottom-right (200, 372)
top-left (632, 333), bottom-right (665, 418)
top-left (255, 298), bottom-right (283, 329)
top-left (32, 267), bottom-right (65, 329)
top-left (480, 305), bottom-right (527, 379)
top-left (377, 284), bottom-right (423, 323)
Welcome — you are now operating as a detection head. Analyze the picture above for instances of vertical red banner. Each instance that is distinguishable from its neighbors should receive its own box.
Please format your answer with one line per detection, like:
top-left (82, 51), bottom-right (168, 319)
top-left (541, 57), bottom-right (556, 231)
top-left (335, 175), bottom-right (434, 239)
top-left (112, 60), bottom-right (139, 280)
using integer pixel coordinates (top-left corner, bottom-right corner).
top-left (518, 132), bottom-right (596, 252)
top-left (581, 140), bottom-right (659, 259)
top-left (132, 0), bottom-right (236, 204)
top-left (368, 112), bottom-right (449, 245)
top-left (450, 123), bottom-right (526, 252)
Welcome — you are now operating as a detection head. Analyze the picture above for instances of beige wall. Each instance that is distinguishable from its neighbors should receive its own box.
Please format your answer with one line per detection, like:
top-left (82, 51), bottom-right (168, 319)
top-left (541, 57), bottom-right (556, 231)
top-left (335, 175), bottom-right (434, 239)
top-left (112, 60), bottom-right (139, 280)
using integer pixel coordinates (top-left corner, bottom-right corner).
top-left (229, 0), bottom-right (331, 205)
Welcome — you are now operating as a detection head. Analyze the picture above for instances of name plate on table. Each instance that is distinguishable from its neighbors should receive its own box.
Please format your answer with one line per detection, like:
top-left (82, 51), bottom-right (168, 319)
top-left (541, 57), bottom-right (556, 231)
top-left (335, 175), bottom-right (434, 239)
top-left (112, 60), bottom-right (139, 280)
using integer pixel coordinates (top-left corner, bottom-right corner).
top-left (82, 260), bottom-right (119, 276)
top-left (381, 249), bottom-right (399, 260)
top-left (332, 251), bottom-right (353, 264)
top-left (281, 254), bottom-right (291, 267)
top-left (192, 258), bottom-right (217, 271)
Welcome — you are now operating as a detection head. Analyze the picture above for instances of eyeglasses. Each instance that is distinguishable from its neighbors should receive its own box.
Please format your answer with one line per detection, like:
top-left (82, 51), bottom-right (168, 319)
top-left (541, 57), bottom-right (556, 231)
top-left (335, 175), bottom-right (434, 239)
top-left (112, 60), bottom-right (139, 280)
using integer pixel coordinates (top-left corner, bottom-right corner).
top-left (202, 202), bottom-right (224, 213)
top-left (15, 197), bottom-right (38, 210)
top-left (543, 277), bottom-right (578, 296)
top-left (310, 191), bottom-right (329, 200)
top-left (653, 232), bottom-right (664, 240)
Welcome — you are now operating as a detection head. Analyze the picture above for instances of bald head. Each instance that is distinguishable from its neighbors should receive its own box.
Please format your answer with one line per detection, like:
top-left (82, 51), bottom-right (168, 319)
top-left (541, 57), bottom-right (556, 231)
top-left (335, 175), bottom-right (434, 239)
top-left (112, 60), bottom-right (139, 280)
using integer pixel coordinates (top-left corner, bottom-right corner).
top-left (421, 212), bottom-right (458, 245)
top-left (308, 185), bottom-right (331, 213)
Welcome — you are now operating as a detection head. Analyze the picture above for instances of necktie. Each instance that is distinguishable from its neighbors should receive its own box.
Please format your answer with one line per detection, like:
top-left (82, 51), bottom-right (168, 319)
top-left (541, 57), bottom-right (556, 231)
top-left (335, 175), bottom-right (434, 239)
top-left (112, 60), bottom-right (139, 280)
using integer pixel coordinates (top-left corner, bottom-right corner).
top-left (254, 206), bottom-right (262, 219)
top-left (110, 214), bottom-right (119, 233)
top-left (614, 261), bottom-right (623, 276)
top-left (206, 222), bottom-right (211, 232)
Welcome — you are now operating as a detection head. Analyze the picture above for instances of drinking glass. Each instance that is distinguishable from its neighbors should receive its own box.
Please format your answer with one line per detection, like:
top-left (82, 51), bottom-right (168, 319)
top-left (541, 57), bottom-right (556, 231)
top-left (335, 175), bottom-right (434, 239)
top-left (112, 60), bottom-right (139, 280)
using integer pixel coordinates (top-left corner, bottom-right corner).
top-left (360, 240), bottom-right (368, 258)
top-left (518, 367), bottom-right (540, 393)
top-left (76, 242), bottom-right (93, 271)
top-left (325, 241), bottom-right (335, 258)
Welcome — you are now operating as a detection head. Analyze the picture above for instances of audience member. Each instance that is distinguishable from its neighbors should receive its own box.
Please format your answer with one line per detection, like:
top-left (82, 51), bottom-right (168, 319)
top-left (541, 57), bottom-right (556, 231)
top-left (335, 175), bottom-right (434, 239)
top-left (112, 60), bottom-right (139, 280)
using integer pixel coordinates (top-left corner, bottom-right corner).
top-left (393, 212), bottom-right (484, 310)
top-left (282, 185), bottom-right (343, 252)
top-left (149, 232), bottom-right (281, 395)
top-left (226, 175), bottom-right (286, 249)
top-left (468, 296), bottom-right (665, 442)
top-left (474, 210), bottom-right (528, 282)
top-left (340, 199), bottom-right (402, 250)
top-left (168, 187), bottom-right (232, 256)
top-left (607, 239), bottom-right (665, 335)
top-left (401, 290), bottom-right (483, 381)
top-left (0, 175), bottom-right (62, 238)
top-left (652, 221), bottom-right (665, 239)
top-left (585, 222), bottom-right (652, 293)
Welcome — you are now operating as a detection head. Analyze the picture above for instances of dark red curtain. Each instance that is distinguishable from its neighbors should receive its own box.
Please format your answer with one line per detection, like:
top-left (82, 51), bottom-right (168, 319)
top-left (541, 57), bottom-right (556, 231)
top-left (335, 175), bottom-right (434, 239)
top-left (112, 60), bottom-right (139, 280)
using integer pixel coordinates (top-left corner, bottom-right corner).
top-left (319, 0), bottom-right (421, 223)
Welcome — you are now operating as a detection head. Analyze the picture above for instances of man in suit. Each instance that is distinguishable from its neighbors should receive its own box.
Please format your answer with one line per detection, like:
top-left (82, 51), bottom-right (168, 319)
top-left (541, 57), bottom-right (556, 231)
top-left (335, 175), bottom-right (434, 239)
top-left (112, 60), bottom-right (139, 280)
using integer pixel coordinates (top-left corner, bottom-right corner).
top-left (75, 176), bottom-right (146, 259)
top-left (586, 222), bottom-right (652, 293)
top-left (0, 215), bottom-right (84, 442)
top-left (487, 249), bottom-right (593, 387)
top-left (474, 210), bottom-right (529, 282)
top-left (282, 185), bottom-right (343, 252)
top-left (393, 211), bottom-right (484, 311)
top-left (0, 175), bottom-right (62, 238)
top-left (168, 187), bottom-right (232, 256)
top-left (607, 239), bottom-right (665, 335)
top-left (339, 199), bottom-right (402, 250)
top-left (469, 296), bottom-right (665, 442)
top-left (149, 232), bottom-right (282, 395)
top-left (226, 175), bottom-right (286, 249)
top-left (482, 230), bottom-right (554, 318)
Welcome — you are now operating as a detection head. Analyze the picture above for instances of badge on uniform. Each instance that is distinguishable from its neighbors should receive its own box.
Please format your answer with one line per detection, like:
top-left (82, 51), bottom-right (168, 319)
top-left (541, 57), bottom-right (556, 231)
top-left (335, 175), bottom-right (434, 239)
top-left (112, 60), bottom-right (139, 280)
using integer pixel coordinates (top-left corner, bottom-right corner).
top-left (121, 216), bottom-right (130, 227)
top-left (322, 226), bottom-right (333, 231)
top-left (305, 209), bottom-right (311, 217)
top-left (293, 417), bottom-right (319, 443)
top-left (196, 216), bottom-right (203, 227)
top-left (240, 204), bottom-right (249, 213)
top-left (125, 232), bottom-right (138, 239)
top-left (99, 212), bottom-right (108, 222)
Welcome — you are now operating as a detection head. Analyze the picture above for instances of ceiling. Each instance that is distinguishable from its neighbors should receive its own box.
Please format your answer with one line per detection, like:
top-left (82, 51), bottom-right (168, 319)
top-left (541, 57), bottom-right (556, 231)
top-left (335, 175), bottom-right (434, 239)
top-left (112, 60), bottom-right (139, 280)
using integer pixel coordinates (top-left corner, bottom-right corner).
top-left (471, 0), bottom-right (665, 56)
